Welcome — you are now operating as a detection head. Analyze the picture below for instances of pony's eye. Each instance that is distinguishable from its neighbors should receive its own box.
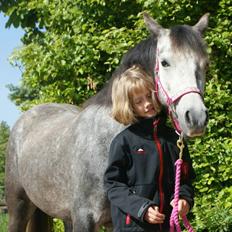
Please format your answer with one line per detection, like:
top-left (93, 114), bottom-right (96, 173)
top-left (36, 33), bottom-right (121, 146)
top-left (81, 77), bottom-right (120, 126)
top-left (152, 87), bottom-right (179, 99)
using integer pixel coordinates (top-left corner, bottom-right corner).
top-left (161, 60), bottom-right (170, 67)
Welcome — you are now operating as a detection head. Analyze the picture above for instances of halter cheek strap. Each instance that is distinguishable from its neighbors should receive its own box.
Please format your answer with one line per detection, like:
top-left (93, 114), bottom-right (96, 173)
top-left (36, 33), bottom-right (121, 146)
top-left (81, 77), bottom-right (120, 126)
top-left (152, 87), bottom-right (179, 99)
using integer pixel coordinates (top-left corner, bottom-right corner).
top-left (154, 51), bottom-right (202, 133)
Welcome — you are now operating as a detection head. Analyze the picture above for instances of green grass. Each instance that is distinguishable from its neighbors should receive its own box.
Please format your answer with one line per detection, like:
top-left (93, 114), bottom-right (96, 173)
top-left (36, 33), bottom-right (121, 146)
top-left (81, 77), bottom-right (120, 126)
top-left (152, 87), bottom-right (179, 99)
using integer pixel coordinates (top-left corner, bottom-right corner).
top-left (0, 213), bottom-right (8, 232)
top-left (0, 213), bottom-right (109, 232)
top-left (0, 214), bottom-right (65, 232)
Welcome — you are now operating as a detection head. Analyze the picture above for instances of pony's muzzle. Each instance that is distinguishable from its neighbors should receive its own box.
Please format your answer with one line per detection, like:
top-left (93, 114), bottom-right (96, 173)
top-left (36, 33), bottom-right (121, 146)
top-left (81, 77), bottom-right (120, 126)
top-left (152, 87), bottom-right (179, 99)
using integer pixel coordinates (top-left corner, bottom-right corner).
top-left (185, 108), bottom-right (208, 132)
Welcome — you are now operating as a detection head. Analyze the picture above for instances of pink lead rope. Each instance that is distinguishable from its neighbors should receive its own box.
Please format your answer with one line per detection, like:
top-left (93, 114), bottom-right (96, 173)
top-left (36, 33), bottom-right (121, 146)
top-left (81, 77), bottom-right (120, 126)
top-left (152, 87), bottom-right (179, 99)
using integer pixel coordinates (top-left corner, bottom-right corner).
top-left (169, 135), bottom-right (194, 232)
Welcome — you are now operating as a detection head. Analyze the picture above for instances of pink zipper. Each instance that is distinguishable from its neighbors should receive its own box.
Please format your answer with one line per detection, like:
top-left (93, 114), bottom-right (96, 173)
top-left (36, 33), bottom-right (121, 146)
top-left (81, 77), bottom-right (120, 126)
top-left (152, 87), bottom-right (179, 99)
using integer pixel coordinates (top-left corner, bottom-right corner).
top-left (153, 120), bottom-right (164, 231)
top-left (153, 120), bottom-right (164, 213)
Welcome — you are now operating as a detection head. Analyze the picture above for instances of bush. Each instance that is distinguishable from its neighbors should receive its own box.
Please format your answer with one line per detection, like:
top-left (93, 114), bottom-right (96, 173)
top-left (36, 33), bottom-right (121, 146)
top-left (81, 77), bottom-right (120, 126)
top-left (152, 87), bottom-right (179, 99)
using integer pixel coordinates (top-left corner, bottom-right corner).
top-left (0, 213), bottom-right (8, 231)
top-left (53, 218), bottom-right (65, 232)
top-left (192, 187), bottom-right (232, 231)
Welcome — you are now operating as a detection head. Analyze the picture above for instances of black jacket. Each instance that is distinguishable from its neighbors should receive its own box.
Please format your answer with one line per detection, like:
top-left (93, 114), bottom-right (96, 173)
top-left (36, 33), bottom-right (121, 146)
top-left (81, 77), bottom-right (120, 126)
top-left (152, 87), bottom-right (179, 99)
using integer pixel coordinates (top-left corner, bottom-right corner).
top-left (104, 117), bottom-right (195, 232)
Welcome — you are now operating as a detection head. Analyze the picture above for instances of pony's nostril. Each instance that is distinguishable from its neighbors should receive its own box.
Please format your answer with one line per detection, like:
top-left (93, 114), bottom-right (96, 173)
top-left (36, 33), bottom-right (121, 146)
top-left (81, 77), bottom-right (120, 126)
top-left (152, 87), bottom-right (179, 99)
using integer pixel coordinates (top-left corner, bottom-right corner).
top-left (185, 109), bottom-right (208, 128)
top-left (204, 110), bottom-right (209, 126)
top-left (185, 110), bottom-right (191, 125)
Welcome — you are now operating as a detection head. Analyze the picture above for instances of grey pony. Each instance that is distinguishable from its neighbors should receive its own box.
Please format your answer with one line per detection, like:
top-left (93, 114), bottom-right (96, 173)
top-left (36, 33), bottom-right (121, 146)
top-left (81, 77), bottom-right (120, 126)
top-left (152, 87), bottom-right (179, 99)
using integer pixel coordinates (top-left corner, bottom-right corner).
top-left (5, 13), bottom-right (209, 232)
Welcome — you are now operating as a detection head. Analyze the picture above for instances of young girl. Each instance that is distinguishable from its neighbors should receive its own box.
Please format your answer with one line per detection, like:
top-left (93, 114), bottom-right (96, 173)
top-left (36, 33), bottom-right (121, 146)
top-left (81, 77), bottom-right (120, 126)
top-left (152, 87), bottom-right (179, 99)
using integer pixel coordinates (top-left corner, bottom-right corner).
top-left (104, 65), bottom-right (195, 232)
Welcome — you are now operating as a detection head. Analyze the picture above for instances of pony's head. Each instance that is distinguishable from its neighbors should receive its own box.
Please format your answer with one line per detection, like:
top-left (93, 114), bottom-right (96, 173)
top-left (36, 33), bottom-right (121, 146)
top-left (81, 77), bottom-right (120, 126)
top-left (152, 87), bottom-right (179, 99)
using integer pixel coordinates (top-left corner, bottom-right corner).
top-left (144, 13), bottom-right (209, 137)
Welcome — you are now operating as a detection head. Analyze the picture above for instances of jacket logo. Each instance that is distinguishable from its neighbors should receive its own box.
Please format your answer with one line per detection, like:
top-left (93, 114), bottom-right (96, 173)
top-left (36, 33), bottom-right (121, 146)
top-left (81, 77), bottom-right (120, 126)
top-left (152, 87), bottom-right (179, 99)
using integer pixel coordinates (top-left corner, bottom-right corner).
top-left (136, 148), bottom-right (145, 155)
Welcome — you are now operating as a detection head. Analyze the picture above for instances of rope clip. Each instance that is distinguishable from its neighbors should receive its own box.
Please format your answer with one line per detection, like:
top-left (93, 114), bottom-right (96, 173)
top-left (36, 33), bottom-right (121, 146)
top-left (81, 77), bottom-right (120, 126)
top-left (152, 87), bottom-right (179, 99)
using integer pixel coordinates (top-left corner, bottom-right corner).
top-left (177, 132), bottom-right (185, 160)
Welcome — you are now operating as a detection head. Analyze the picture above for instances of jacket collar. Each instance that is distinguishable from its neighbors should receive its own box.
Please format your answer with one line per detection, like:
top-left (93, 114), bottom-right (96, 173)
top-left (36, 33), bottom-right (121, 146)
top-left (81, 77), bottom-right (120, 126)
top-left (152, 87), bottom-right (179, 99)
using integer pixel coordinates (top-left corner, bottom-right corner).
top-left (129, 114), bottom-right (166, 140)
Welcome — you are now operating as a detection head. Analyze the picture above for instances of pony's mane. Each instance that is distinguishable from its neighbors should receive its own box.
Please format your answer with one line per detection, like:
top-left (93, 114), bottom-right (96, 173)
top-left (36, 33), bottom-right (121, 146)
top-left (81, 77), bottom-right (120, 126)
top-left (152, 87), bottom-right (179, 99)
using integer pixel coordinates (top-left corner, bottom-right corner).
top-left (170, 25), bottom-right (207, 59)
top-left (83, 25), bottom-right (207, 109)
top-left (82, 35), bottom-right (157, 108)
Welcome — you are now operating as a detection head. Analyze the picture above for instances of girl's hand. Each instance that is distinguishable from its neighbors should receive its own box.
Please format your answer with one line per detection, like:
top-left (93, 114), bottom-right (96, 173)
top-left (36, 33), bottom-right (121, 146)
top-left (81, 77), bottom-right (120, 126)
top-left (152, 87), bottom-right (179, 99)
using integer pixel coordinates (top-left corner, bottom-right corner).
top-left (170, 199), bottom-right (190, 217)
top-left (144, 206), bottom-right (165, 224)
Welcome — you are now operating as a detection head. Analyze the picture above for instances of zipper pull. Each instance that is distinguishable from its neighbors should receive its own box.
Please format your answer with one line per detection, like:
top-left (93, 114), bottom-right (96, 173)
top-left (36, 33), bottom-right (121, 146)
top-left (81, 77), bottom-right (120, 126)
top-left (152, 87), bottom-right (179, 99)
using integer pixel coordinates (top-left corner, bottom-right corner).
top-left (153, 118), bottom-right (160, 131)
top-left (126, 214), bottom-right (131, 225)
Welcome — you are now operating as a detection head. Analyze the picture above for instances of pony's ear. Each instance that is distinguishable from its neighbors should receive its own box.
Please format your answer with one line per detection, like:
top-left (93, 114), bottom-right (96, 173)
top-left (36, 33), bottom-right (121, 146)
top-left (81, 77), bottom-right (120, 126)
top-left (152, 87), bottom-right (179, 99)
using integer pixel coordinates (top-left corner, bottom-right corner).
top-left (143, 12), bottom-right (163, 36)
top-left (193, 13), bottom-right (209, 34)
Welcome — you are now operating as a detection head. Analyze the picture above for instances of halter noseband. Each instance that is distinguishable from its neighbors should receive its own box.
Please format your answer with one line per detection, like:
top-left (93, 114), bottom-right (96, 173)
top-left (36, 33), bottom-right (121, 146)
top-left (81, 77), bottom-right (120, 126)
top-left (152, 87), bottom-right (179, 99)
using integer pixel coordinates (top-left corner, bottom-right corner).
top-left (154, 50), bottom-right (202, 133)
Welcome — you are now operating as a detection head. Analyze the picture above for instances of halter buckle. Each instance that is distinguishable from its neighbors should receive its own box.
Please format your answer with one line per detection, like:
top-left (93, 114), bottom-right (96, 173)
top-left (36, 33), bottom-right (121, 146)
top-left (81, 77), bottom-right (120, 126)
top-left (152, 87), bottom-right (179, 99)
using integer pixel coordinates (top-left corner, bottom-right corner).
top-left (177, 133), bottom-right (185, 160)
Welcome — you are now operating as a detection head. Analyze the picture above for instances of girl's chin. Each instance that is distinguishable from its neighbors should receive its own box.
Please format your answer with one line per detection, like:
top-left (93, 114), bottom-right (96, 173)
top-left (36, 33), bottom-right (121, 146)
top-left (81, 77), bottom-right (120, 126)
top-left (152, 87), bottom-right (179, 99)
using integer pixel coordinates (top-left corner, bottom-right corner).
top-left (144, 112), bottom-right (156, 118)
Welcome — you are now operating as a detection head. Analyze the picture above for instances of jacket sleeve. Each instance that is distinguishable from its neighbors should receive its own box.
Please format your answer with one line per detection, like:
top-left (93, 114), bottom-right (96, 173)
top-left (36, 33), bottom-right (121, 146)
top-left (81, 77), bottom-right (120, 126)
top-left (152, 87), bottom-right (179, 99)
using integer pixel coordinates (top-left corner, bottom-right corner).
top-left (104, 136), bottom-right (155, 221)
top-left (178, 144), bottom-right (196, 209)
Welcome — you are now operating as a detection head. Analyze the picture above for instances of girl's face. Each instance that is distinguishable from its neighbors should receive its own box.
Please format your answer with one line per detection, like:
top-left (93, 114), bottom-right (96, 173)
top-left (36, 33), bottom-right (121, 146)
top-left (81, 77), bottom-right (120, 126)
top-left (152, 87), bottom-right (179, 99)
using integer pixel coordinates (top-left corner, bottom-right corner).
top-left (132, 87), bottom-right (156, 118)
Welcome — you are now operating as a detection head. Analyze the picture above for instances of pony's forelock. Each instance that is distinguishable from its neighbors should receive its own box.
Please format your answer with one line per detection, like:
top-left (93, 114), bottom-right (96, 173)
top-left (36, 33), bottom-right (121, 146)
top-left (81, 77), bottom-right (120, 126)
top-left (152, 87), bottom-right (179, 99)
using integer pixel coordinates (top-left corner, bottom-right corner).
top-left (170, 25), bottom-right (208, 61)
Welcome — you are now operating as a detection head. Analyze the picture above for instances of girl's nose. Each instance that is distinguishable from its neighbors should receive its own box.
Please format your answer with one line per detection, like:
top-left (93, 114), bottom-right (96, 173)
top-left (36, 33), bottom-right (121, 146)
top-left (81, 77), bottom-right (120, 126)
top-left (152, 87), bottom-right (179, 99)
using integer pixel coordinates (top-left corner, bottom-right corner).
top-left (145, 101), bottom-right (150, 106)
top-left (144, 100), bottom-right (152, 109)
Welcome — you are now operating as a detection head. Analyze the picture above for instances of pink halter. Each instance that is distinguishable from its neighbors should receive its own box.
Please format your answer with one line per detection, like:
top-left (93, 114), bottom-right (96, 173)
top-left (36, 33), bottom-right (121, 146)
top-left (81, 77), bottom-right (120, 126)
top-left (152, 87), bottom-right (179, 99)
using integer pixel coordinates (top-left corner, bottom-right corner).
top-left (154, 49), bottom-right (202, 133)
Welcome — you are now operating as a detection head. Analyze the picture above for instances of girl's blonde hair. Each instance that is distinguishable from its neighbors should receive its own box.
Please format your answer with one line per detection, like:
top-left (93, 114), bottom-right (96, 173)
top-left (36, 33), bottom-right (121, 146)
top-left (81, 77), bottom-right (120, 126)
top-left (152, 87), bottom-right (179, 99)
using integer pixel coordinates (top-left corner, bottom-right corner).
top-left (111, 65), bottom-right (161, 125)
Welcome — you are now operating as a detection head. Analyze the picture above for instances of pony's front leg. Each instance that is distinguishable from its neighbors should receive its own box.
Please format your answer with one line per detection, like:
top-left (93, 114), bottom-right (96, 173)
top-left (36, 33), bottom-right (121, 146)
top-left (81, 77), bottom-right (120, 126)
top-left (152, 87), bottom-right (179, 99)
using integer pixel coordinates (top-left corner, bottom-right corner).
top-left (7, 198), bottom-right (36, 232)
top-left (93, 209), bottom-right (112, 232)
top-left (64, 220), bottom-right (73, 232)
top-left (72, 214), bottom-right (95, 232)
